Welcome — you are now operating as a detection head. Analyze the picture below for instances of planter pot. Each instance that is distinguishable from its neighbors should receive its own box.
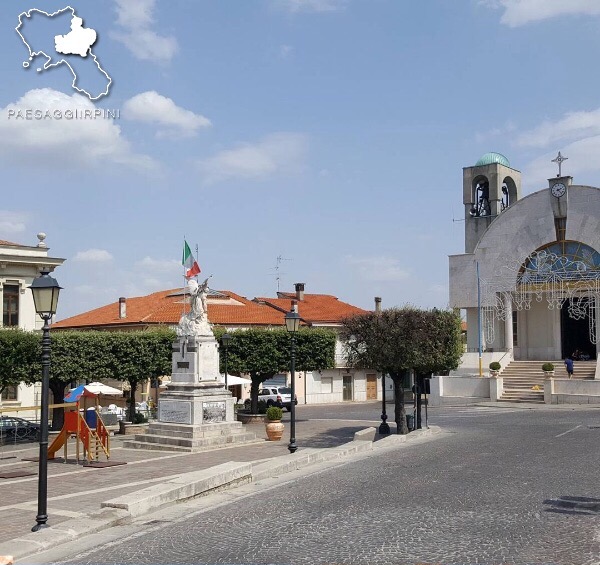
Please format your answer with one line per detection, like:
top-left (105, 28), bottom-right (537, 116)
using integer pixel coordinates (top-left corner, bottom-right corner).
top-left (237, 412), bottom-right (266, 424)
top-left (265, 420), bottom-right (284, 441)
top-left (489, 370), bottom-right (499, 377)
top-left (543, 371), bottom-right (555, 377)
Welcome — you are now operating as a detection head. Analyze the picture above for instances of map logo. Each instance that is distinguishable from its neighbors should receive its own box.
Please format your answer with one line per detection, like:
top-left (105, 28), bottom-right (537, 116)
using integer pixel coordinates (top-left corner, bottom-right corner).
top-left (16, 6), bottom-right (112, 101)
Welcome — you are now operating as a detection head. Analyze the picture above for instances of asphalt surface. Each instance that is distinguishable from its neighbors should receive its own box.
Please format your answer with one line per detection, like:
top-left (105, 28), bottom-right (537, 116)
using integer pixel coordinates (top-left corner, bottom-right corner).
top-left (26, 403), bottom-right (600, 564)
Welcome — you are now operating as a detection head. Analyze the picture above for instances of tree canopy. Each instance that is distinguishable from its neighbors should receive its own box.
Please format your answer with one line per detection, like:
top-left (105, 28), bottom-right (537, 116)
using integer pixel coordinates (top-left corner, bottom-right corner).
top-left (0, 329), bottom-right (39, 395)
top-left (341, 307), bottom-right (462, 433)
top-left (214, 327), bottom-right (336, 413)
top-left (0, 328), bottom-right (176, 426)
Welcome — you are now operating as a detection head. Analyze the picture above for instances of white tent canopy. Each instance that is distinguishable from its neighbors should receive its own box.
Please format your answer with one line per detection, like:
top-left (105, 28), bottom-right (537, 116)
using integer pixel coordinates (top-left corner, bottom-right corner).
top-left (82, 382), bottom-right (123, 396)
top-left (218, 374), bottom-right (252, 386)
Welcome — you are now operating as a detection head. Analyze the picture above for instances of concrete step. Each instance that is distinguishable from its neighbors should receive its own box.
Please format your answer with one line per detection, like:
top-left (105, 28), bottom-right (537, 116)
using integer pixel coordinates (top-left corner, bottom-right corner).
top-left (122, 440), bottom-right (192, 452)
top-left (498, 397), bottom-right (544, 404)
top-left (132, 431), bottom-right (258, 449)
top-left (147, 422), bottom-right (246, 439)
top-left (122, 436), bottom-right (265, 453)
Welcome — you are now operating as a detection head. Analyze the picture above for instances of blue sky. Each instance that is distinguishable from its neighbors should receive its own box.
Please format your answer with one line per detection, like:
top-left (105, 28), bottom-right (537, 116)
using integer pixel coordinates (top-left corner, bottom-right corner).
top-left (2, 0), bottom-right (600, 320)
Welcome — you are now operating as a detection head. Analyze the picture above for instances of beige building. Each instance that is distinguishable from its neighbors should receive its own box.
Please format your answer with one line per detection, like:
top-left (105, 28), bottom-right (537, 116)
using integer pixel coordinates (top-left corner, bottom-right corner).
top-left (0, 234), bottom-right (65, 408)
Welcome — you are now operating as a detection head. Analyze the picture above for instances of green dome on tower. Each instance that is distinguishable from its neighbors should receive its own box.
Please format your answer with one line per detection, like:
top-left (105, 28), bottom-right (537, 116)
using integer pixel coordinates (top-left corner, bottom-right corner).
top-left (475, 152), bottom-right (510, 167)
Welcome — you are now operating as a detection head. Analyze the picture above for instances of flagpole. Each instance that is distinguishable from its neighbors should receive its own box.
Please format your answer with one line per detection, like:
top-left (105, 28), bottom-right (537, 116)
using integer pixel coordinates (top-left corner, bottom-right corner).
top-left (195, 243), bottom-right (200, 281)
top-left (182, 237), bottom-right (187, 317)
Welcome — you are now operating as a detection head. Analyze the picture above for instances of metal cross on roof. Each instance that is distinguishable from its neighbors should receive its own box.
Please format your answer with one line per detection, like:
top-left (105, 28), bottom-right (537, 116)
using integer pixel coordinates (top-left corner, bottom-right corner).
top-left (552, 151), bottom-right (568, 177)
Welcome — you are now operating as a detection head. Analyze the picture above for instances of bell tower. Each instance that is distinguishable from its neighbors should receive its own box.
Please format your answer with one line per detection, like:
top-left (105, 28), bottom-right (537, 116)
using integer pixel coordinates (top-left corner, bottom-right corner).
top-left (463, 152), bottom-right (522, 253)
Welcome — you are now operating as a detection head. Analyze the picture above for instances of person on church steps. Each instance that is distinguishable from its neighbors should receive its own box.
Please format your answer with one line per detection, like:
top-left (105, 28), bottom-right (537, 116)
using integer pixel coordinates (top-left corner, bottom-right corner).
top-left (564, 356), bottom-right (574, 379)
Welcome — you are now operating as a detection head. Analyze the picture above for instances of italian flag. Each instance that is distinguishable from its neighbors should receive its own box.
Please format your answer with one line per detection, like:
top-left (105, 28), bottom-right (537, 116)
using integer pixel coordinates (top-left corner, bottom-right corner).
top-left (182, 241), bottom-right (201, 278)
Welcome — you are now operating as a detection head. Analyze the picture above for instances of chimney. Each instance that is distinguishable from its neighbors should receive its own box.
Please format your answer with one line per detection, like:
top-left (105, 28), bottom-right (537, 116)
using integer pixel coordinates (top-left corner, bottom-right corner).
top-left (119, 297), bottom-right (127, 319)
top-left (291, 299), bottom-right (298, 313)
top-left (295, 282), bottom-right (305, 301)
top-left (374, 296), bottom-right (382, 313)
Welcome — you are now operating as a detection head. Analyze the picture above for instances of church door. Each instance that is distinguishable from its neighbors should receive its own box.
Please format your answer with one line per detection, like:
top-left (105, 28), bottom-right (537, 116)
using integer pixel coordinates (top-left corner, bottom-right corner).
top-left (561, 299), bottom-right (595, 360)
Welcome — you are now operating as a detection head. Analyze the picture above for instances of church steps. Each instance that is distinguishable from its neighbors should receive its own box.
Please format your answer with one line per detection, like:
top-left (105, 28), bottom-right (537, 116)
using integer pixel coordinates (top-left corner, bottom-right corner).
top-left (498, 360), bottom-right (596, 402)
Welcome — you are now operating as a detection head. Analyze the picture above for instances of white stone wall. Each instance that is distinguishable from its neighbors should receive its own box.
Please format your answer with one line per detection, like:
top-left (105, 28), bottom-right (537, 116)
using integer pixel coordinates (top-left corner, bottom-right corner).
top-left (429, 375), bottom-right (492, 406)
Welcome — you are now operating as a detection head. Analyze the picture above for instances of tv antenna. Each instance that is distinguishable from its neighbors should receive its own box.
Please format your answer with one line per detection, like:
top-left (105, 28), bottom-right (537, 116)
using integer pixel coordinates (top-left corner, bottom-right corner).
top-left (269, 255), bottom-right (291, 292)
top-left (451, 206), bottom-right (465, 223)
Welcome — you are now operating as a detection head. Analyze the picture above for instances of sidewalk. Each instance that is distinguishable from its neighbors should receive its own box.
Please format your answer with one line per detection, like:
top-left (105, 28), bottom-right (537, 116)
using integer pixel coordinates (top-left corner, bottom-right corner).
top-left (0, 414), bottom-right (382, 548)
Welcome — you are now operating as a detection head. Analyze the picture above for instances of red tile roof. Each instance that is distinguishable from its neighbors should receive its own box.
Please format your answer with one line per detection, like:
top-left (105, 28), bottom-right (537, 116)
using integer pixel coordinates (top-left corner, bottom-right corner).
top-left (254, 293), bottom-right (368, 324)
top-left (0, 240), bottom-right (23, 247)
top-left (54, 289), bottom-right (286, 329)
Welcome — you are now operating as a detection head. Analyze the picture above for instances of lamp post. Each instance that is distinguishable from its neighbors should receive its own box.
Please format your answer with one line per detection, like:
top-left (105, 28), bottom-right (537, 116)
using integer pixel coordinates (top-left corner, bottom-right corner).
top-left (284, 308), bottom-right (300, 454)
top-left (29, 270), bottom-right (61, 532)
top-left (221, 333), bottom-right (231, 390)
top-left (379, 373), bottom-right (390, 435)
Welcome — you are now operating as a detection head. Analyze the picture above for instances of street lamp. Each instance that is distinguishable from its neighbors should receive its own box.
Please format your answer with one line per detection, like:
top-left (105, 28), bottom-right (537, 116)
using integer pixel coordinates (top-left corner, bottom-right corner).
top-left (284, 308), bottom-right (300, 454)
top-left (29, 270), bottom-right (61, 532)
top-left (379, 373), bottom-right (390, 435)
top-left (220, 333), bottom-right (231, 389)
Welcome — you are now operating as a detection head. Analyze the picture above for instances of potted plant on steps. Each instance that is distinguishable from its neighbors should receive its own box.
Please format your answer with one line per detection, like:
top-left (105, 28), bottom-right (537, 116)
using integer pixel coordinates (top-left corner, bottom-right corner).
top-left (489, 361), bottom-right (501, 377)
top-left (542, 362), bottom-right (555, 377)
top-left (265, 406), bottom-right (284, 441)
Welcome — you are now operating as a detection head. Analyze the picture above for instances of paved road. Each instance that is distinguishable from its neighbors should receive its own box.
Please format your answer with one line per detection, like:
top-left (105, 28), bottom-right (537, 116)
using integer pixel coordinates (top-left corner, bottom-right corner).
top-left (39, 403), bottom-right (600, 565)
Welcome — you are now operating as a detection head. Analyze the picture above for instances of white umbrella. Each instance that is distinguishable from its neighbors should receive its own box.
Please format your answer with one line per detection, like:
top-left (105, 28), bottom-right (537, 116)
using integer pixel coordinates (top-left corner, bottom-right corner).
top-left (84, 382), bottom-right (123, 396)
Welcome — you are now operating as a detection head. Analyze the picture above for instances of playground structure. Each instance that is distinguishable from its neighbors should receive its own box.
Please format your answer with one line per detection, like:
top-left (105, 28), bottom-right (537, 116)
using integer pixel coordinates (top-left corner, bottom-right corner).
top-left (47, 407), bottom-right (110, 463)
top-left (47, 384), bottom-right (118, 463)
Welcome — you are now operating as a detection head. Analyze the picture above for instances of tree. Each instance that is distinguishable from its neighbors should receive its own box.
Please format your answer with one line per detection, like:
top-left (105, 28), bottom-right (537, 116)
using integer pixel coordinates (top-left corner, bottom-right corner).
top-left (0, 328), bottom-right (176, 428)
top-left (341, 307), bottom-right (462, 434)
top-left (49, 331), bottom-right (115, 429)
top-left (0, 329), bottom-right (39, 397)
top-left (214, 327), bottom-right (336, 413)
top-left (107, 329), bottom-right (175, 422)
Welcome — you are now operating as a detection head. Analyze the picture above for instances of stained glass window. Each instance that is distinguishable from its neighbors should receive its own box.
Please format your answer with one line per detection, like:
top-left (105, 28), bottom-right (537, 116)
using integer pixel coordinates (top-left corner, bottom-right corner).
top-left (520, 241), bottom-right (600, 282)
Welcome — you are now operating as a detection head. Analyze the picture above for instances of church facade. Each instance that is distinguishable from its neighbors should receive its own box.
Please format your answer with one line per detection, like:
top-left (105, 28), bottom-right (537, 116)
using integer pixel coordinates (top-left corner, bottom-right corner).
top-left (450, 152), bottom-right (600, 372)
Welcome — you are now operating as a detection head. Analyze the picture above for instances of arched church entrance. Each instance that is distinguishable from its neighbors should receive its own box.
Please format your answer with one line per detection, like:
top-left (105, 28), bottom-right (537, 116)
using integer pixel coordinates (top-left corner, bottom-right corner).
top-left (481, 241), bottom-right (600, 361)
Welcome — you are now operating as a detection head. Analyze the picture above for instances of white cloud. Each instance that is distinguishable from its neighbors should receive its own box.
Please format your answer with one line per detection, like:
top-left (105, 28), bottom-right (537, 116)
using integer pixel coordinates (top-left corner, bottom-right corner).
top-left (197, 133), bottom-right (308, 184)
top-left (345, 256), bottom-right (410, 283)
top-left (112, 0), bottom-right (178, 63)
top-left (123, 91), bottom-right (211, 138)
top-left (135, 256), bottom-right (181, 273)
top-left (482, 0), bottom-right (600, 27)
top-left (524, 136), bottom-right (600, 186)
top-left (517, 108), bottom-right (600, 148)
top-left (276, 0), bottom-right (347, 12)
top-left (516, 106), bottom-right (600, 185)
top-left (0, 211), bottom-right (27, 235)
top-left (0, 88), bottom-right (156, 171)
top-left (74, 249), bottom-right (114, 262)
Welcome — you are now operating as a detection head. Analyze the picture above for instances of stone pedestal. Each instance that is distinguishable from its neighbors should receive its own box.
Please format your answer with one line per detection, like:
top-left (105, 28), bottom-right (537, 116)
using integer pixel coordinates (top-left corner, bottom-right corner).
top-left (160, 334), bottom-right (236, 425)
top-left (124, 333), bottom-right (259, 452)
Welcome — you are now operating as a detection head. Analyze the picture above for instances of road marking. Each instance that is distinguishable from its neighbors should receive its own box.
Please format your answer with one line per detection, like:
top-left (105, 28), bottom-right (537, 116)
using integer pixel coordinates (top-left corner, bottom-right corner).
top-left (555, 425), bottom-right (582, 438)
top-left (0, 472), bottom-right (184, 513)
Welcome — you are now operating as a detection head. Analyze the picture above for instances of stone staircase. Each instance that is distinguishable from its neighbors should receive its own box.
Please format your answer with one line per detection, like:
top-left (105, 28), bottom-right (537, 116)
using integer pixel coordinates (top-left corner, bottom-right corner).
top-left (499, 360), bottom-right (596, 403)
top-left (123, 421), bottom-right (262, 453)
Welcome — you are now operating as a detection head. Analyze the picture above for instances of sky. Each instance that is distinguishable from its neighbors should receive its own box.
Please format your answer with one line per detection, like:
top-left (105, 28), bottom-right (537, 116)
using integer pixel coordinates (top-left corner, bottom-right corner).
top-left (2, 0), bottom-right (600, 320)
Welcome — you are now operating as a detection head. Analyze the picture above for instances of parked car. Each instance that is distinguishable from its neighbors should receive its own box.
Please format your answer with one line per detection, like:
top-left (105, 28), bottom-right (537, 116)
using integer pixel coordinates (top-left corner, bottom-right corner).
top-left (0, 416), bottom-right (40, 444)
top-left (245, 386), bottom-right (298, 411)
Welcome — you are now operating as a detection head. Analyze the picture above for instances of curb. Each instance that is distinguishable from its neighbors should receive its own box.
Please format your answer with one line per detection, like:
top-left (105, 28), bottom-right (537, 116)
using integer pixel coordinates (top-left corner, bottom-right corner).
top-left (0, 507), bottom-right (130, 561)
top-left (2, 426), bottom-right (441, 561)
top-left (101, 462), bottom-right (253, 518)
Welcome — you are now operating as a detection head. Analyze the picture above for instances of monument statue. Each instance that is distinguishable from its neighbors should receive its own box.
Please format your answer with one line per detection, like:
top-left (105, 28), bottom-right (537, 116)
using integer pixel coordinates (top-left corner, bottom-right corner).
top-left (177, 276), bottom-right (212, 337)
